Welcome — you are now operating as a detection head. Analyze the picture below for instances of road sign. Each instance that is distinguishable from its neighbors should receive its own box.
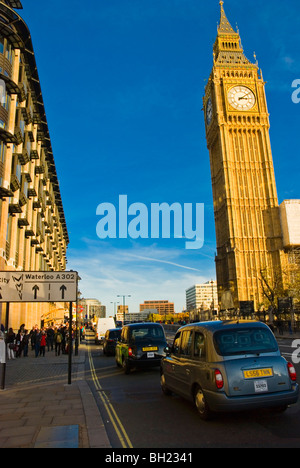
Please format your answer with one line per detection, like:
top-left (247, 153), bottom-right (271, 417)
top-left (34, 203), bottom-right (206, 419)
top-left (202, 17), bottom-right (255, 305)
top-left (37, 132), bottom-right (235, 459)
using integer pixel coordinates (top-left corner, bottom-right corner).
top-left (0, 271), bottom-right (78, 303)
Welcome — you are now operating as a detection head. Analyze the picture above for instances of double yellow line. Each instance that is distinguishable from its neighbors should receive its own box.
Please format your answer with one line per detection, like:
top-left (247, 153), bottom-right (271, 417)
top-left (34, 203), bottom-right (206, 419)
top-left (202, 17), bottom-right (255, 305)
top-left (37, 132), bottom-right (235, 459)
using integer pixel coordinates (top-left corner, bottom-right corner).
top-left (88, 348), bottom-right (133, 448)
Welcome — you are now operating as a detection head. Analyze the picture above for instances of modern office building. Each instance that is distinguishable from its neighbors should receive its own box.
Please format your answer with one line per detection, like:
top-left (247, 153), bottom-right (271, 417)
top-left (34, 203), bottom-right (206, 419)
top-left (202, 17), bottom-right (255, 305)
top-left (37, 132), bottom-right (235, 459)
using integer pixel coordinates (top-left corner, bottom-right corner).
top-left (186, 282), bottom-right (218, 312)
top-left (116, 310), bottom-right (150, 324)
top-left (117, 304), bottom-right (128, 315)
top-left (140, 300), bottom-right (175, 315)
top-left (78, 299), bottom-right (104, 321)
top-left (203, 2), bottom-right (288, 310)
top-left (0, 1), bottom-right (69, 329)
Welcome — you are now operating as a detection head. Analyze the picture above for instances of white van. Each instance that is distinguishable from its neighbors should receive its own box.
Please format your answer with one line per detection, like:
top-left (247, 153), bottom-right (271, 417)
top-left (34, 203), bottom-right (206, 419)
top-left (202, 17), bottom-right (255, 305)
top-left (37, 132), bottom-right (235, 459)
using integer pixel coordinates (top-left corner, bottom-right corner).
top-left (96, 317), bottom-right (116, 344)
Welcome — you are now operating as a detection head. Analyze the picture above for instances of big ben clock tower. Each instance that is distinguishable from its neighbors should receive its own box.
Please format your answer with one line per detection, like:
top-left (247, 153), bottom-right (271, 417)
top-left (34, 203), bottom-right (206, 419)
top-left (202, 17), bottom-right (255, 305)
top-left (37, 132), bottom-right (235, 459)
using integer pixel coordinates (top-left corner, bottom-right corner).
top-left (204, 2), bottom-right (285, 311)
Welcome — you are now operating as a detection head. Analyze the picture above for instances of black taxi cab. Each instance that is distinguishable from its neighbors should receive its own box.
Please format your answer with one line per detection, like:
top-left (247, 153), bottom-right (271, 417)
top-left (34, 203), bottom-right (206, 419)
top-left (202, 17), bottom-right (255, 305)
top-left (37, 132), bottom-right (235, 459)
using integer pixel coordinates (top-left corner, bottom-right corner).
top-left (115, 322), bottom-right (168, 374)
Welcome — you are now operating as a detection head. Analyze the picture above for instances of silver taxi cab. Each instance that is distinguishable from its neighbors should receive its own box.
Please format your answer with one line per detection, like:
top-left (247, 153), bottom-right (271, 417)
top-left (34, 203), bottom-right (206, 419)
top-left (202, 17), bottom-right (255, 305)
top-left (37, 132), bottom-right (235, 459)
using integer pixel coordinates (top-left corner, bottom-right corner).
top-left (160, 321), bottom-right (299, 419)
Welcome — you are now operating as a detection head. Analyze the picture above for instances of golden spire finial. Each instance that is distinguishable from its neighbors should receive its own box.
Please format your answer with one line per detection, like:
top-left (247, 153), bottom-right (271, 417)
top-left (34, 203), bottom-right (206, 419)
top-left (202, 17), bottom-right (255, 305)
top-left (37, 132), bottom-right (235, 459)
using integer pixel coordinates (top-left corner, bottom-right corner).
top-left (218, 0), bottom-right (236, 35)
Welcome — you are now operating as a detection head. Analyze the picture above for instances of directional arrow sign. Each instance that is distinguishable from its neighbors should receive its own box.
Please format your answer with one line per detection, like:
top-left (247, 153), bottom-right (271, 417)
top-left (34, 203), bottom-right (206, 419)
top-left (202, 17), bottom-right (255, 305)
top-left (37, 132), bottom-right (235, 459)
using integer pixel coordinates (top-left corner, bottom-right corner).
top-left (32, 285), bottom-right (39, 300)
top-left (0, 271), bottom-right (78, 303)
top-left (60, 285), bottom-right (67, 300)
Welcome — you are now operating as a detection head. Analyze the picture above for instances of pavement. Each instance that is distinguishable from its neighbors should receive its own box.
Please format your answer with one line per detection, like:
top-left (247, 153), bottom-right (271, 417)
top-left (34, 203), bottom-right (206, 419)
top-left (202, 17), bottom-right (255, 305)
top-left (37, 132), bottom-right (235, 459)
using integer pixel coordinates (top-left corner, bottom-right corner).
top-left (0, 338), bottom-right (111, 449)
top-left (0, 327), bottom-right (299, 449)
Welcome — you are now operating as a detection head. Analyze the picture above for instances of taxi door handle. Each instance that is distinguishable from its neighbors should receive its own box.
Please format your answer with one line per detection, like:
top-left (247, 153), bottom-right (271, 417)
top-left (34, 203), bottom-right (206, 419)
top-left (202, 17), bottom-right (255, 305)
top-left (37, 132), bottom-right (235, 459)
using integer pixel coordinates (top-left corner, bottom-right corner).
top-left (186, 369), bottom-right (190, 375)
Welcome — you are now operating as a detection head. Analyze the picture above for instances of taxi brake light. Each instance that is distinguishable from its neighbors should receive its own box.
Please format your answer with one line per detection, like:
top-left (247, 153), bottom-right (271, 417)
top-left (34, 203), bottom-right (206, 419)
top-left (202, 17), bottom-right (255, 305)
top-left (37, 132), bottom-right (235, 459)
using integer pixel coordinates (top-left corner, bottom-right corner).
top-left (287, 362), bottom-right (297, 382)
top-left (214, 369), bottom-right (224, 389)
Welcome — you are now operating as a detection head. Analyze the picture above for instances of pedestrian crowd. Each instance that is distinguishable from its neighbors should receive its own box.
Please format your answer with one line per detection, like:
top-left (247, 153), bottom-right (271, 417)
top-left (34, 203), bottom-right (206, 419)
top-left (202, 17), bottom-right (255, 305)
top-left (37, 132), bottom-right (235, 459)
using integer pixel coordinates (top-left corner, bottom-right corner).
top-left (5, 323), bottom-right (78, 360)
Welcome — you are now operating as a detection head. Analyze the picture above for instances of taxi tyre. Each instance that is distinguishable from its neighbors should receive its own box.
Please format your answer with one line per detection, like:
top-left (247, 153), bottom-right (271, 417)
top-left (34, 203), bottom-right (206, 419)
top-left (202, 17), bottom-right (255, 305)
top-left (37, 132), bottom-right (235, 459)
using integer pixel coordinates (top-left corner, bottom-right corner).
top-left (194, 385), bottom-right (213, 421)
top-left (116, 359), bottom-right (122, 368)
top-left (160, 371), bottom-right (172, 396)
top-left (122, 357), bottom-right (131, 374)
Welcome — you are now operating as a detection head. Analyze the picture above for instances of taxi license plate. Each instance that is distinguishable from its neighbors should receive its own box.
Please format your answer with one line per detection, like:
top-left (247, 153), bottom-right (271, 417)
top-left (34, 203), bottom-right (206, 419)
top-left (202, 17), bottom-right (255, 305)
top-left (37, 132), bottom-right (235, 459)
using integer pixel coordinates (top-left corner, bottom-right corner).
top-left (254, 379), bottom-right (268, 393)
top-left (243, 368), bottom-right (273, 379)
top-left (142, 346), bottom-right (158, 352)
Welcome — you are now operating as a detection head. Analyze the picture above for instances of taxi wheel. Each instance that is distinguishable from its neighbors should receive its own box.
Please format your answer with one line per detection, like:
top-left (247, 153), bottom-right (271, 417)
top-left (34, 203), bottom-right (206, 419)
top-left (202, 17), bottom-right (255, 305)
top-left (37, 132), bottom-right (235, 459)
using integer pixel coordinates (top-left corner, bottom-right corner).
top-left (194, 386), bottom-right (212, 420)
top-left (122, 358), bottom-right (131, 374)
top-left (160, 372), bottom-right (172, 396)
top-left (116, 358), bottom-right (121, 367)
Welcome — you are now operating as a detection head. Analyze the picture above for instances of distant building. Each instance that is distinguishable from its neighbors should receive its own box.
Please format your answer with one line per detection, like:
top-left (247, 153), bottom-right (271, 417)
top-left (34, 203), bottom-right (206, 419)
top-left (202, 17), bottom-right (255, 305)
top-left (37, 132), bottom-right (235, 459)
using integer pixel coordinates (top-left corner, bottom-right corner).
top-left (280, 199), bottom-right (300, 285)
top-left (186, 282), bottom-right (218, 311)
top-left (117, 304), bottom-right (128, 314)
top-left (79, 298), bottom-right (104, 321)
top-left (140, 300), bottom-right (174, 315)
top-left (116, 310), bottom-right (151, 323)
top-left (280, 200), bottom-right (300, 249)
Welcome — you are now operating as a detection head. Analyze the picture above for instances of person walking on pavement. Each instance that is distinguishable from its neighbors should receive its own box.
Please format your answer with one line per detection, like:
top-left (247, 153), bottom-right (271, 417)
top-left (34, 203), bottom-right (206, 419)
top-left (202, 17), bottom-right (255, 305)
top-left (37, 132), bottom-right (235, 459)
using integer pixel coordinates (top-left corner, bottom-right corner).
top-left (23, 330), bottom-right (29, 357)
top-left (55, 328), bottom-right (63, 356)
top-left (7, 328), bottom-right (15, 360)
top-left (40, 330), bottom-right (47, 357)
top-left (46, 326), bottom-right (54, 351)
top-left (15, 328), bottom-right (25, 358)
top-left (34, 329), bottom-right (42, 357)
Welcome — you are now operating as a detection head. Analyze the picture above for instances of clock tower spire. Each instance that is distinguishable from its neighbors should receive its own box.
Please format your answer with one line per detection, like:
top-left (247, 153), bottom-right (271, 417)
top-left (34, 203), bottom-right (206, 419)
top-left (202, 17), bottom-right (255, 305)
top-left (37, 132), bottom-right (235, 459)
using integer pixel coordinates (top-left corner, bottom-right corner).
top-left (218, 1), bottom-right (236, 35)
top-left (203, 4), bottom-right (286, 313)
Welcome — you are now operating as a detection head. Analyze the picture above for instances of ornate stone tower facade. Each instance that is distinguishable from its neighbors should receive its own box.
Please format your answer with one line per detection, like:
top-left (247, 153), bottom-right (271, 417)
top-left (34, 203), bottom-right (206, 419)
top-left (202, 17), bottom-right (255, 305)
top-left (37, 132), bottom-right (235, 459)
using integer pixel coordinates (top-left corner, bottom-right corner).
top-left (203, 2), bottom-right (285, 311)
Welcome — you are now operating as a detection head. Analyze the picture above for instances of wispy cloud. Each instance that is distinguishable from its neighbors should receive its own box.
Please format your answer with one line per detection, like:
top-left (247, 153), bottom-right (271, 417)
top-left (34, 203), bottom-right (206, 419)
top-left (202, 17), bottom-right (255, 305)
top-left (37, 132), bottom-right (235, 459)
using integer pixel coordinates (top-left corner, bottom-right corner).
top-left (67, 239), bottom-right (214, 313)
top-left (125, 254), bottom-right (203, 272)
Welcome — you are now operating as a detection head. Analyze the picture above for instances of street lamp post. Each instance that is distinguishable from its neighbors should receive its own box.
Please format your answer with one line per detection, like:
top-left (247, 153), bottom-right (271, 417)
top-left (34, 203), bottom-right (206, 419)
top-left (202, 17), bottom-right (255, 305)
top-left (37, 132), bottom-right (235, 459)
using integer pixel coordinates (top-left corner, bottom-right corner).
top-left (110, 301), bottom-right (119, 321)
top-left (117, 295), bottom-right (131, 325)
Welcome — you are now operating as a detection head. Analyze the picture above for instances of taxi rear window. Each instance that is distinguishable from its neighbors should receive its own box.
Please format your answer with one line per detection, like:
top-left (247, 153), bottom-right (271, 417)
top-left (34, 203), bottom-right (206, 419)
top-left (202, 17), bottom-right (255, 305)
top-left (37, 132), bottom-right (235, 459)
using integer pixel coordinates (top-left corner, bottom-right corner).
top-left (213, 327), bottom-right (278, 356)
top-left (130, 326), bottom-right (165, 342)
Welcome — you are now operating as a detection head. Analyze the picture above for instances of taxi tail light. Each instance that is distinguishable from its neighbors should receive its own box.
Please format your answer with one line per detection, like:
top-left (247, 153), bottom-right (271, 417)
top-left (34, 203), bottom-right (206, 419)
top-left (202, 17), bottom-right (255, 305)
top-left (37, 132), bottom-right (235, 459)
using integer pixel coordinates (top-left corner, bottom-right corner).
top-left (287, 362), bottom-right (297, 382)
top-left (214, 369), bottom-right (224, 389)
top-left (128, 347), bottom-right (133, 357)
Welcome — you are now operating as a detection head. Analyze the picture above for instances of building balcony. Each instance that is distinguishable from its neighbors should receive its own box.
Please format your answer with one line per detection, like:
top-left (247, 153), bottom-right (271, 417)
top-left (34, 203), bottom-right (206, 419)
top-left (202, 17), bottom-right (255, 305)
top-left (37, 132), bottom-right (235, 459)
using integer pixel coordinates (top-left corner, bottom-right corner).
top-left (0, 127), bottom-right (17, 144)
top-left (18, 106), bottom-right (33, 125)
top-left (30, 149), bottom-right (39, 160)
top-left (19, 191), bottom-right (27, 207)
top-left (25, 228), bottom-right (34, 238)
top-left (0, 72), bottom-right (24, 101)
top-left (3, 1), bottom-right (23, 10)
top-left (30, 236), bottom-right (39, 246)
top-left (25, 129), bottom-right (34, 142)
top-left (14, 126), bottom-right (23, 145)
top-left (27, 186), bottom-right (37, 198)
top-left (14, 148), bottom-right (29, 165)
top-left (10, 173), bottom-right (20, 192)
top-left (33, 197), bottom-right (41, 209)
top-left (18, 212), bottom-right (29, 227)
top-left (35, 164), bottom-right (45, 175)
top-left (9, 201), bottom-right (22, 214)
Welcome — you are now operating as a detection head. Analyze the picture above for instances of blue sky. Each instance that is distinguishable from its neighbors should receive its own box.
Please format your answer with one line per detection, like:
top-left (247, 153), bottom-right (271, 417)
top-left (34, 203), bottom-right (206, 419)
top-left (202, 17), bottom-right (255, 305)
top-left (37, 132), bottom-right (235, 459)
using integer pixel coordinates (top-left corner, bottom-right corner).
top-left (20, 0), bottom-right (300, 314)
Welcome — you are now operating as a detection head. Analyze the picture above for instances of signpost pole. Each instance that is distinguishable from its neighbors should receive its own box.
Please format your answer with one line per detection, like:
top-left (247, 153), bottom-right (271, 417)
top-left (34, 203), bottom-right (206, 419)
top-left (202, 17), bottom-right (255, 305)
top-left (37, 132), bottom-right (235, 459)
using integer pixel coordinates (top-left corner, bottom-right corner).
top-left (68, 301), bottom-right (72, 385)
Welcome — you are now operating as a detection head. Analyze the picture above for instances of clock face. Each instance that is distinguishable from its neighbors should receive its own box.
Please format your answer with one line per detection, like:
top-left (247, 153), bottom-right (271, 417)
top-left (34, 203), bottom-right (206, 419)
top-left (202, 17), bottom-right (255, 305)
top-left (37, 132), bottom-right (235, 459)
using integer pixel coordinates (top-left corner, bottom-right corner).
top-left (206, 97), bottom-right (213, 125)
top-left (228, 86), bottom-right (256, 110)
